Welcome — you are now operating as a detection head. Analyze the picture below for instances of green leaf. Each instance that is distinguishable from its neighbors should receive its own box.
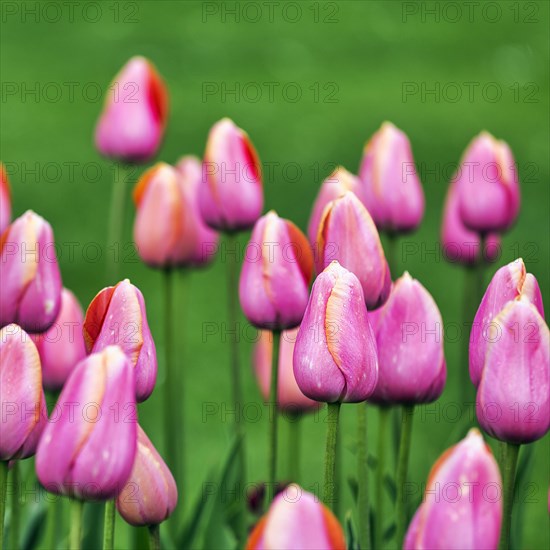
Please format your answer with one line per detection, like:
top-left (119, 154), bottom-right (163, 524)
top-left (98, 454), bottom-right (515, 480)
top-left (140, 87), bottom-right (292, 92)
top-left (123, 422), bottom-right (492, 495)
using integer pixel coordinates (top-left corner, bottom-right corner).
top-left (383, 473), bottom-right (397, 503)
top-left (383, 522), bottom-right (396, 542)
top-left (21, 503), bottom-right (48, 550)
top-left (347, 476), bottom-right (358, 503)
top-left (345, 511), bottom-right (358, 550)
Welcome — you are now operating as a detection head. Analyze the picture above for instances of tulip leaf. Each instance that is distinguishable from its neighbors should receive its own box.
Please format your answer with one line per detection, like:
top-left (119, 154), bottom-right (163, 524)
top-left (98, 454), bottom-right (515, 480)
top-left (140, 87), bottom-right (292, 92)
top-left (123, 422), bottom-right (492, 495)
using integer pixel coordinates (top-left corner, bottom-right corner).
top-left (345, 511), bottom-right (359, 550)
top-left (383, 473), bottom-right (397, 503)
top-left (383, 522), bottom-right (396, 542)
top-left (347, 476), bottom-right (358, 503)
top-left (20, 503), bottom-right (48, 550)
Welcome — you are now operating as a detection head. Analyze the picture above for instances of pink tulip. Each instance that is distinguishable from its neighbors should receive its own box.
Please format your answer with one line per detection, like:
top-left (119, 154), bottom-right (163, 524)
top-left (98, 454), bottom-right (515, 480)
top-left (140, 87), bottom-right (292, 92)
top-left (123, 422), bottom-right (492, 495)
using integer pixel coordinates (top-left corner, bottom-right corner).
top-left (470, 259), bottom-right (544, 387)
top-left (0, 324), bottom-right (47, 460)
top-left (358, 121), bottom-right (424, 233)
top-left (30, 288), bottom-right (87, 392)
top-left (316, 191), bottom-right (391, 310)
top-left (116, 424), bottom-right (177, 526)
top-left (253, 328), bottom-right (320, 413)
top-left (476, 296), bottom-right (549, 444)
top-left (404, 429), bottom-right (502, 550)
top-left (95, 56), bottom-right (168, 163)
top-left (239, 211), bottom-right (313, 330)
top-left (0, 210), bottom-right (62, 333)
top-left (83, 280), bottom-right (157, 403)
top-left (369, 272), bottom-right (446, 405)
top-left (293, 261), bottom-right (378, 403)
top-left (0, 162), bottom-right (11, 234)
top-left (36, 346), bottom-right (137, 500)
top-left (457, 132), bottom-right (520, 233)
top-left (246, 484), bottom-right (346, 549)
top-left (307, 166), bottom-right (360, 246)
top-left (199, 118), bottom-right (263, 231)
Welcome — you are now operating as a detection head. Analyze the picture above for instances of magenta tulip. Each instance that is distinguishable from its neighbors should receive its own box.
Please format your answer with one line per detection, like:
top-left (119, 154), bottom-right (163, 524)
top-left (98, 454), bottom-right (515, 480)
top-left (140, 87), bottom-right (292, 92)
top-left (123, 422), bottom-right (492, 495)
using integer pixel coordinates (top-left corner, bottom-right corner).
top-left (293, 261), bottom-right (378, 403)
top-left (358, 121), bottom-right (424, 233)
top-left (404, 429), bottom-right (502, 550)
top-left (95, 56), bottom-right (168, 163)
top-left (239, 211), bottom-right (313, 330)
top-left (0, 163), bottom-right (11, 234)
top-left (0, 210), bottom-right (62, 333)
top-left (316, 191), bottom-right (391, 310)
top-left (199, 118), bottom-right (263, 231)
top-left (83, 280), bottom-right (157, 402)
top-left (36, 346), bottom-right (137, 500)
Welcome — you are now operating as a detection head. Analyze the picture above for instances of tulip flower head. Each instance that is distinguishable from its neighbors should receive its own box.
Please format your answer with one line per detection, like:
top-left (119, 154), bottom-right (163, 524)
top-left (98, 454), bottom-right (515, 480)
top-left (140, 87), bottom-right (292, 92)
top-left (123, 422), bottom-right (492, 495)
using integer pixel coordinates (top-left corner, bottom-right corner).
top-left (470, 259), bottom-right (544, 387)
top-left (83, 279), bottom-right (157, 402)
top-left (30, 288), bottom-right (87, 392)
top-left (246, 484), bottom-right (346, 550)
top-left (358, 121), bottom-right (424, 233)
top-left (36, 346), bottom-right (137, 500)
top-left (0, 210), bottom-right (62, 333)
top-left (199, 118), bottom-right (263, 231)
top-left (457, 132), bottom-right (520, 233)
top-left (404, 429), bottom-right (502, 550)
top-left (0, 324), bottom-right (47, 460)
top-left (239, 211), bottom-right (313, 330)
top-left (116, 424), bottom-right (177, 526)
top-left (316, 191), bottom-right (391, 310)
top-left (95, 56), bottom-right (168, 163)
top-left (0, 162), bottom-right (11, 234)
top-left (293, 261), bottom-right (378, 403)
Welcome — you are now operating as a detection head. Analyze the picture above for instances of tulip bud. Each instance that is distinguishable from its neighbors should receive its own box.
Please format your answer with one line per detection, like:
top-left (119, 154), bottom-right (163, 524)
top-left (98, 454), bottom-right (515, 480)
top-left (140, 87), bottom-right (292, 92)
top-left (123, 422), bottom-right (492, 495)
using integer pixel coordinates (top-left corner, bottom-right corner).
top-left (441, 179), bottom-right (501, 265)
top-left (358, 122), bottom-right (424, 233)
top-left (0, 162), bottom-right (11, 234)
top-left (404, 429), bottom-right (501, 550)
top-left (457, 132), bottom-right (520, 233)
top-left (316, 191), bottom-right (391, 310)
top-left (0, 210), bottom-right (62, 333)
top-left (199, 118), bottom-right (263, 231)
top-left (307, 166), bottom-right (360, 246)
top-left (476, 297), bottom-right (549, 444)
top-left (0, 324), bottom-right (47, 460)
top-left (239, 211), bottom-right (313, 330)
top-left (369, 272), bottom-right (446, 405)
top-left (293, 261), bottom-right (378, 403)
top-left (253, 328), bottom-right (320, 413)
top-left (470, 259), bottom-right (544, 387)
top-left (36, 346), bottom-right (137, 500)
top-left (246, 484), bottom-right (346, 550)
top-left (95, 56), bottom-right (168, 163)
top-left (83, 280), bottom-right (157, 402)
top-left (30, 288), bottom-right (87, 392)
top-left (116, 424), bottom-right (177, 526)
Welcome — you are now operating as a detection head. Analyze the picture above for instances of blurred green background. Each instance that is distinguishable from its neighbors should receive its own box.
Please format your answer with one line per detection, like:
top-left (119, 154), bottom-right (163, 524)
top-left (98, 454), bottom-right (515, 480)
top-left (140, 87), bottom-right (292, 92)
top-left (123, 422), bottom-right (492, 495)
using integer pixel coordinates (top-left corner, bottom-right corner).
top-left (2, 1), bottom-right (549, 548)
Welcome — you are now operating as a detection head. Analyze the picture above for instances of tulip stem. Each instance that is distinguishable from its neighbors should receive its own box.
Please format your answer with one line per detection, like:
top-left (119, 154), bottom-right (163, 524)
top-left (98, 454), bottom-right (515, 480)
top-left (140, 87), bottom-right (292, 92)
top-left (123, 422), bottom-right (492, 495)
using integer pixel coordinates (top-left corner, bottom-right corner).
top-left (267, 330), bottom-right (281, 504)
top-left (461, 266), bottom-right (478, 406)
top-left (69, 499), bottom-right (83, 550)
top-left (499, 443), bottom-right (520, 550)
top-left (323, 402), bottom-right (341, 509)
top-left (386, 232), bottom-right (398, 276)
top-left (395, 404), bottom-right (415, 548)
top-left (357, 403), bottom-right (371, 550)
top-left (375, 407), bottom-right (390, 550)
top-left (287, 413), bottom-right (301, 482)
top-left (0, 461), bottom-right (7, 550)
top-left (9, 461), bottom-right (19, 550)
top-left (103, 500), bottom-right (116, 550)
top-left (148, 524), bottom-right (160, 550)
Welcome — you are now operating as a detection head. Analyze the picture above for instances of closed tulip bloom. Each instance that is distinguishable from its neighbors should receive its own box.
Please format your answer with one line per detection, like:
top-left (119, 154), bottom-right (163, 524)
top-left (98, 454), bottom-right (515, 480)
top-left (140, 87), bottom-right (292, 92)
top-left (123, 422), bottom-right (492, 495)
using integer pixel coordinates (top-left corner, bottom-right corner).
top-left (293, 261), bottom-right (378, 403)
top-left (404, 429), bottom-right (501, 550)
top-left (116, 424), bottom-right (177, 526)
top-left (369, 272), bottom-right (446, 405)
top-left (0, 324), bottom-right (47, 460)
top-left (253, 328), bottom-right (320, 413)
top-left (476, 297), bottom-right (549, 444)
top-left (457, 132), bottom-right (520, 233)
top-left (307, 166), bottom-right (360, 246)
top-left (199, 118), bottom-right (263, 231)
top-left (83, 280), bottom-right (157, 402)
top-left (470, 259), bottom-right (544, 387)
top-left (239, 211), bottom-right (313, 330)
top-left (36, 346), bottom-right (137, 500)
top-left (358, 122), bottom-right (424, 233)
top-left (0, 162), bottom-right (11, 234)
top-left (246, 484), bottom-right (346, 550)
top-left (316, 191), bottom-right (391, 310)
top-left (30, 288), bottom-right (87, 392)
top-left (0, 210), bottom-right (62, 333)
top-left (95, 56), bottom-right (168, 163)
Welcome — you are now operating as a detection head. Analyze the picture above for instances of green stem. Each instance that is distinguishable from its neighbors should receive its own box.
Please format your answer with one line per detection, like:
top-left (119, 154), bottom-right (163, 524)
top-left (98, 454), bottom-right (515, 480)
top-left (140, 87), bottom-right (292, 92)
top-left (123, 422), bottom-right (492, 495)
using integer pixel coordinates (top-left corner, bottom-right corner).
top-left (103, 500), bottom-right (115, 550)
top-left (267, 330), bottom-right (281, 504)
top-left (323, 402), bottom-right (341, 509)
top-left (9, 462), bottom-right (19, 550)
top-left (45, 496), bottom-right (61, 550)
top-left (148, 524), bottom-right (160, 550)
top-left (357, 404), bottom-right (371, 550)
top-left (375, 407), bottom-right (390, 550)
top-left (475, 235), bottom-right (486, 304)
top-left (395, 405), bottom-right (415, 548)
top-left (287, 414), bottom-right (301, 482)
top-left (461, 266), bottom-right (478, 407)
top-left (386, 233), bottom-right (398, 277)
top-left (499, 443), bottom-right (520, 550)
top-left (0, 462), bottom-right (7, 550)
top-left (176, 270), bottom-right (188, 502)
top-left (69, 499), bottom-right (83, 550)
